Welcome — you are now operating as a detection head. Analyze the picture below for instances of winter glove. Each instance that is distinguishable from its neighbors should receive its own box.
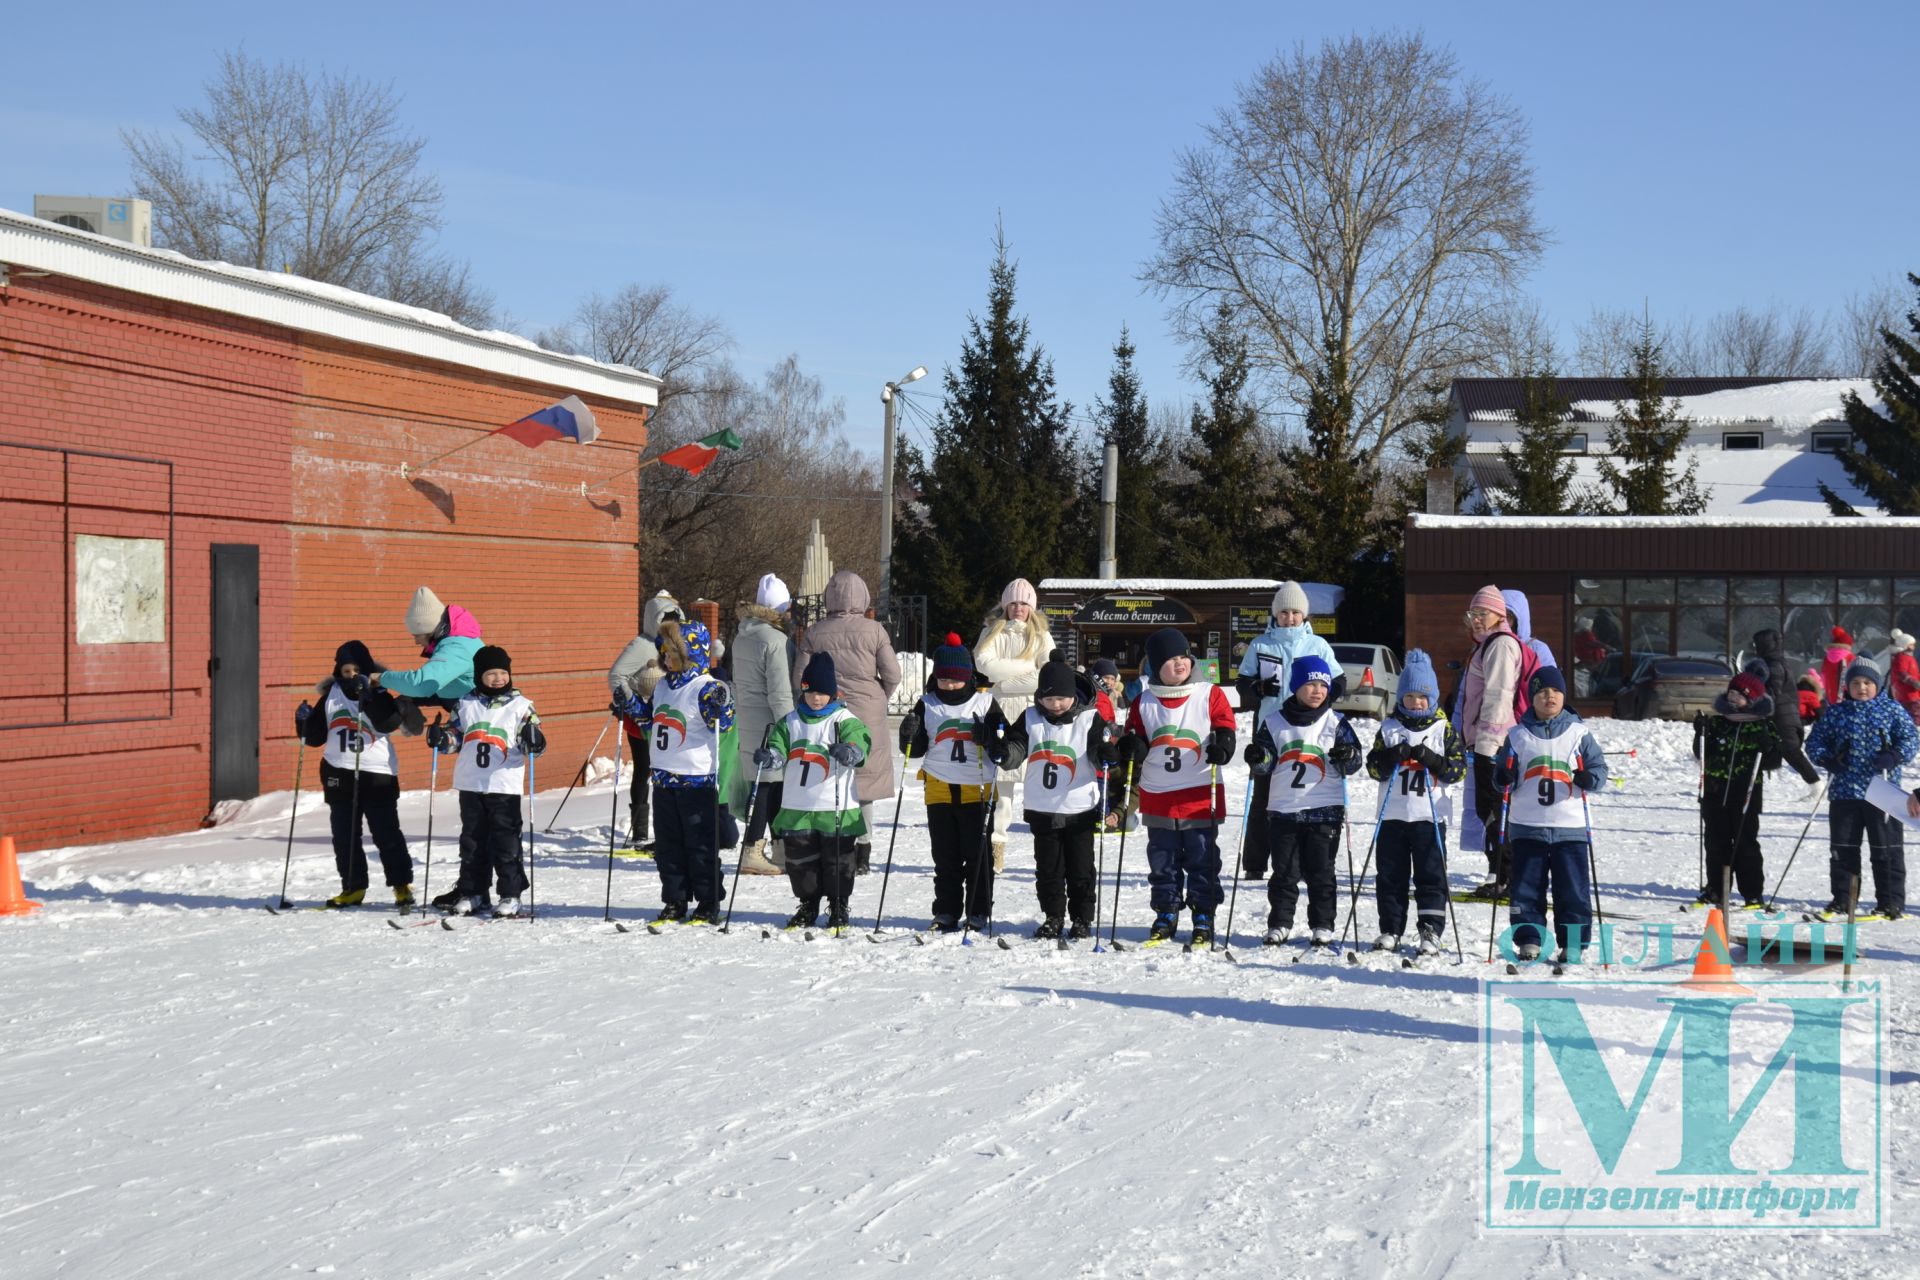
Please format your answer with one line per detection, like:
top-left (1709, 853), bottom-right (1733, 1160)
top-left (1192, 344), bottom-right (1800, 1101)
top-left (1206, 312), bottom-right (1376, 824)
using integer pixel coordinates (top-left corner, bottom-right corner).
top-left (1258, 675), bottom-right (1281, 698)
top-left (1571, 768), bottom-right (1599, 792)
top-left (1087, 720), bottom-right (1118, 766)
top-left (898, 707), bottom-right (923, 753)
top-left (1328, 739), bottom-right (1360, 771)
top-left (426, 721), bottom-right (454, 753)
top-left (1691, 711), bottom-right (1707, 761)
top-left (517, 719), bottom-right (547, 757)
top-left (1394, 740), bottom-right (1421, 763)
top-left (752, 746), bottom-right (778, 771)
top-left (1413, 746), bottom-right (1449, 775)
top-left (338, 673), bottom-right (370, 703)
top-left (973, 716), bottom-right (1007, 765)
top-left (1491, 759), bottom-right (1516, 791)
top-left (828, 741), bottom-right (864, 769)
top-left (1823, 741), bottom-right (1851, 771)
top-left (1243, 742), bottom-right (1275, 776)
top-left (1116, 733), bottom-right (1149, 766)
top-left (1871, 747), bottom-right (1902, 774)
top-left (610, 689), bottom-right (645, 722)
top-left (1204, 728), bottom-right (1235, 766)
top-left (294, 701), bottom-right (313, 733)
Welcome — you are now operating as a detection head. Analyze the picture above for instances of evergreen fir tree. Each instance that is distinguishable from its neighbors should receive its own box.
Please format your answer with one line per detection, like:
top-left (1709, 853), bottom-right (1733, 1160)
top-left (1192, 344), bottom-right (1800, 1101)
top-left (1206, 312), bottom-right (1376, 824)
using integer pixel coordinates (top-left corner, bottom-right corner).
top-left (1822, 273), bottom-right (1920, 516)
top-left (1090, 325), bottom-right (1168, 576)
top-left (1278, 339), bottom-right (1387, 585)
top-left (894, 230), bottom-right (1080, 627)
top-left (1168, 308), bottom-right (1275, 576)
top-left (1594, 321), bottom-right (1705, 515)
top-left (1484, 362), bottom-right (1581, 514)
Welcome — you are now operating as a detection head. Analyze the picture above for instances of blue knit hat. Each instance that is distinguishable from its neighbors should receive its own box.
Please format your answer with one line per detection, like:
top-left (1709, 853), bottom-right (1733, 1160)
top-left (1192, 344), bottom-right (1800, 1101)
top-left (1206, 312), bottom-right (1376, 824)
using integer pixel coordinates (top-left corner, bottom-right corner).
top-left (1399, 648), bottom-right (1440, 706)
top-left (1528, 666), bottom-right (1566, 699)
top-left (1289, 654), bottom-right (1335, 693)
top-left (800, 651), bottom-right (839, 698)
top-left (1844, 651), bottom-right (1883, 694)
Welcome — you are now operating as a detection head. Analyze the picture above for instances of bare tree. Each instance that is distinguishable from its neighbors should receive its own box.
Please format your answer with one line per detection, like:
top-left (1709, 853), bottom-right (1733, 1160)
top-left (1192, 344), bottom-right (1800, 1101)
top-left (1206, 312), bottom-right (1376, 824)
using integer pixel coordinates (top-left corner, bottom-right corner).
top-left (1677, 304), bottom-right (1834, 376)
top-left (123, 51), bottom-right (490, 326)
top-left (1573, 307), bottom-right (1649, 376)
top-left (1144, 32), bottom-right (1546, 463)
top-left (1840, 279), bottom-right (1906, 377)
top-left (539, 284), bottom-right (732, 407)
top-left (1476, 296), bottom-right (1558, 376)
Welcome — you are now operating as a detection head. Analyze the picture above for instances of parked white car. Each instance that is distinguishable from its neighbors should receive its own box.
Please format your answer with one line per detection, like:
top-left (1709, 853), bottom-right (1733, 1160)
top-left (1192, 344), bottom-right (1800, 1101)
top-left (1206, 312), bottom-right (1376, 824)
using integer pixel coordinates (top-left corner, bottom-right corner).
top-left (1332, 643), bottom-right (1399, 719)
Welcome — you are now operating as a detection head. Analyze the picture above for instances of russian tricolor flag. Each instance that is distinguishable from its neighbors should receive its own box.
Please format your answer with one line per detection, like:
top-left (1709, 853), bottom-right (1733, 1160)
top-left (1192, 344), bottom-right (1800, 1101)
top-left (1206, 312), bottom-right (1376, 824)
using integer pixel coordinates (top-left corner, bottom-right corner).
top-left (496, 396), bottom-right (601, 449)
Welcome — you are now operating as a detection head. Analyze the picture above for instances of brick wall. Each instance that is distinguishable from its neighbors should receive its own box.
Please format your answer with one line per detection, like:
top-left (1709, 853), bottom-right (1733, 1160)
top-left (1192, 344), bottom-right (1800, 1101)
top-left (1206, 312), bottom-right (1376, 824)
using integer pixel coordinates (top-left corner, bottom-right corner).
top-left (0, 274), bottom-right (650, 850)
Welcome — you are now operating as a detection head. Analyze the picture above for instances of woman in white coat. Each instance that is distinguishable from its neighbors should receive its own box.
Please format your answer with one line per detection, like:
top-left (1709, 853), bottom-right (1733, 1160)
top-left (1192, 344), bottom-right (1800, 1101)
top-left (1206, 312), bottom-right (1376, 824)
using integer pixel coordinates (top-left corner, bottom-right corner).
top-left (975, 578), bottom-right (1051, 868)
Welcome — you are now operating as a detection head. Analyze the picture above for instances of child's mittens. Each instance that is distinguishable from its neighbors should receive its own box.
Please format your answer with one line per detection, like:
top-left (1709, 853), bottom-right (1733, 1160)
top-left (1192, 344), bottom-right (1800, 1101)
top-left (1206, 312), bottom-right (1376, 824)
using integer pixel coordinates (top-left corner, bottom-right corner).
top-left (1571, 767), bottom-right (1599, 792)
top-left (1491, 758), bottom-right (1516, 790)
top-left (973, 716), bottom-right (1007, 764)
top-left (897, 708), bottom-right (922, 752)
top-left (1115, 732), bottom-right (1149, 765)
top-left (1327, 739), bottom-right (1359, 770)
top-left (752, 745), bottom-right (778, 770)
top-left (1411, 745), bottom-right (1448, 774)
top-left (1203, 728), bottom-right (1235, 766)
top-left (426, 721), bottom-right (454, 753)
top-left (295, 701), bottom-right (313, 733)
top-left (517, 719), bottom-right (546, 757)
top-left (1089, 721), bottom-right (1120, 765)
top-left (1243, 742), bottom-right (1275, 777)
top-left (1870, 746), bottom-right (1902, 773)
top-left (610, 689), bottom-right (644, 721)
top-left (828, 741), bottom-right (863, 769)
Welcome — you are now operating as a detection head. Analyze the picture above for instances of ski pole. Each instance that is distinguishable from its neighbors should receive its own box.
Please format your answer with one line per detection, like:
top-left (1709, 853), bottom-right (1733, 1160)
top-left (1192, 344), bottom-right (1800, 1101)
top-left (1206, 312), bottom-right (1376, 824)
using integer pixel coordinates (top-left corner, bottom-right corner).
top-left (603, 729), bottom-right (626, 922)
top-left (965, 718), bottom-right (1003, 947)
top-left (1339, 763), bottom-right (1396, 957)
top-left (1218, 770), bottom-right (1255, 958)
top-left (1577, 760), bottom-right (1606, 970)
top-left (1091, 761), bottom-right (1110, 953)
top-left (1107, 757), bottom-right (1136, 951)
top-left (346, 733), bottom-right (366, 897)
top-left (421, 719), bottom-right (442, 906)
top-left (1762, 777), bottom-right (1829, 913)
top-left (524, 737), bottom-right (537, 918)
top-left (545, 714), bottom-right (613, 832)
top-left (1430, 802), bottom-right (1466, 965)
top-left (1489, 780), bottom-right (1513, 964)
top-left (867, 742), bottom-right (917, 940)
top-left (275, 732), bottom-right (307, 910)
top-left (720, 725), bottom-right (775, 935)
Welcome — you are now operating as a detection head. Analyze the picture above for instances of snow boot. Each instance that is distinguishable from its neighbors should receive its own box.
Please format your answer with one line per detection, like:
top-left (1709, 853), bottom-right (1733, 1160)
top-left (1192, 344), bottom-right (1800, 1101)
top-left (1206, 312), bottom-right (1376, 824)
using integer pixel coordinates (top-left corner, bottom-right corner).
top-left (1371, 933), bottom-right (1398, 952)
top-left (784, 900), bottom-right (820, 931)
top-left (930, 915), bottom-right (961, 934)
top-left (324, 888), bottom-right (366, 909)
top-left (991, 837), bottom-right (1007, 873)
top-left (1417, 924), bottom-right (1443, 956)
top-left (740, 841), bottom-right (782, 876)
top-left (826, 901), bottom-right (851, 935)
top-left (1310, 927), bottom-right (1335, 946)
top-left (1188, 913), bottom-right (1215, 948)
top-left (1033, 916), bottom-right (1064, 940)
top-left (652, 901), bottom-right (687, 926)
top-left (685, 901), bottom-right (720, 927)
top-left (393, 885), bottom-right (415, 912)
top-left (1469, 880), bottom-right (1504, 901)
top-left (1263, 926), bottom-right (1291, 947)
top-left (452, 896), bottom-right (487, 917)
top-left (1146, 911), bottom-right (1178, 945)
top-left (492, 896), bottom-right (521, 918)
top-left (1516, 941), bottom-right (1542, 962)
top-left (431, 887), bottom-right (466, 913)
top-left (854, 842), bottom-right (871, 876)
top-left (1068, 919), bottom-right (1093, 940)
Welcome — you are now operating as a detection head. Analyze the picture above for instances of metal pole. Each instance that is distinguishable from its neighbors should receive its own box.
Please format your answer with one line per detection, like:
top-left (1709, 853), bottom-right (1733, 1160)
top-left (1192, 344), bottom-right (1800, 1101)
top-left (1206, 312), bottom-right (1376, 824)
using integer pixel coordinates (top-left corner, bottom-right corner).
top-left (879, 386), bottom-right (897, 610)
top-left (1097, 439), bottom-right (1118, 578)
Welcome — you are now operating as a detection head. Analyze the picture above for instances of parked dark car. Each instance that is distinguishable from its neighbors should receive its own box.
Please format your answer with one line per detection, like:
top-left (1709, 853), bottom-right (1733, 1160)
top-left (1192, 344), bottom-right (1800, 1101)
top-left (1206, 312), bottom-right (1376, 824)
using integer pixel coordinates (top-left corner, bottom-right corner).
top-left (1612, 657), bottom-right (1734, 721)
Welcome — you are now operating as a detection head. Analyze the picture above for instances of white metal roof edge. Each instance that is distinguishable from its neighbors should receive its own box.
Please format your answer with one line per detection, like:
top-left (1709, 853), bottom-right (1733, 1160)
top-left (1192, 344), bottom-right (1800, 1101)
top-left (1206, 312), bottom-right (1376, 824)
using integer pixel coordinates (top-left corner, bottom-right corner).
top-left (0, 208), bottom-right (660, 408)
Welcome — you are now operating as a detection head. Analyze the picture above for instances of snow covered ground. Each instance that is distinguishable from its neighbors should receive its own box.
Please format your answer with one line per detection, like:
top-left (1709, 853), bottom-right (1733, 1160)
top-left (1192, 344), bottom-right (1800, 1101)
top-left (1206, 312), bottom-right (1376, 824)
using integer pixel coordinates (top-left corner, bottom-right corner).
top-left (5, 717), bottom-right (1914, 1278)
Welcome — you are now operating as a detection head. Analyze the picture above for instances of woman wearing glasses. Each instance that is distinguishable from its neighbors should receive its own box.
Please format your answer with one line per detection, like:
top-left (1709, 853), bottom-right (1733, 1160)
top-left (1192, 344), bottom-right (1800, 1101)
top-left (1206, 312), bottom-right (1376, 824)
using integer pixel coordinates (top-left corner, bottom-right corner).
top-left (1460, 584), bottom-right (1533, 899)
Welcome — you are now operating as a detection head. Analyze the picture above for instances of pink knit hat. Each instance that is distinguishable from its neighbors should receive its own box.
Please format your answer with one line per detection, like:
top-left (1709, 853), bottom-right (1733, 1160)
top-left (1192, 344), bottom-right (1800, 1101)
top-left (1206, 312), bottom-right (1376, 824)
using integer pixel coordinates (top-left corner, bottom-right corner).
top-left (1470, 584), bottom-right (1506, 618)
top-left (1001, 578), bottom-right (1038, 609)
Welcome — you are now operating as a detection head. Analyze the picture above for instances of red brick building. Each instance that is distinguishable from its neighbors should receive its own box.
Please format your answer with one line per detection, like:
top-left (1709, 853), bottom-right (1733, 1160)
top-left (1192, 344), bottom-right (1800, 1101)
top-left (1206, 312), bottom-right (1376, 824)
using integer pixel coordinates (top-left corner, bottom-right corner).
top-left (0, 209), bottom-right (659, 850)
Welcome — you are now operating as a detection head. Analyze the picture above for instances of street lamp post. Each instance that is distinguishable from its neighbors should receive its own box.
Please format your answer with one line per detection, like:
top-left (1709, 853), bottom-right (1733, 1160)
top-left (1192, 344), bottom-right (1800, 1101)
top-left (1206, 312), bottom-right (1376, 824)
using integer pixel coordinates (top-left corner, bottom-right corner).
top-left (877, 364), bottom-right (926, 610)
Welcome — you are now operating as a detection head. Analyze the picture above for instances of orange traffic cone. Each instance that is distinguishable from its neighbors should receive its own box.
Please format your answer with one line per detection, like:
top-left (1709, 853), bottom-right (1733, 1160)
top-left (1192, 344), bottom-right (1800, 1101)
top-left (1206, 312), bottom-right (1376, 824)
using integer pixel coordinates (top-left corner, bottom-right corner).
top-left (1680, 906), bottom-right (1749, 993)
top-left (0, 835), bottom-right (41, 916)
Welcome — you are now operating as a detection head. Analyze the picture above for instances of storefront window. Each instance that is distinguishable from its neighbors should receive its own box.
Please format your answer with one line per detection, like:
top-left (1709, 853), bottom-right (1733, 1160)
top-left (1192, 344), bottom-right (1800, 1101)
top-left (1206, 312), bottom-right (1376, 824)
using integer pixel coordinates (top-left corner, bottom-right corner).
top-left (1574, 578), bottom-right (1622, 605)
top-left (1731, 607), bottom-right (1784, 668)
top-left (1786, 578), bottom-right (1835, 606)
top-left (1840, 578), bottom-right (1890, 606)
top-left (1731, 577), bottom-right (1782, 604)
top-left (1571, 605), bottom-right (1624, 697)
top-left (1785, 606), bottom-right (1835, 675)
top-left (1839, 606), bottom-right (1893, 661)
top-left (1897, 579), bottom-right (1920, 605)
top-left (1677, 607), bottom-right (1729, 664)
top-left (1627, 578), bottom-right (1674, 604)
top-left (1677, 578), bottom-right (1727, 604)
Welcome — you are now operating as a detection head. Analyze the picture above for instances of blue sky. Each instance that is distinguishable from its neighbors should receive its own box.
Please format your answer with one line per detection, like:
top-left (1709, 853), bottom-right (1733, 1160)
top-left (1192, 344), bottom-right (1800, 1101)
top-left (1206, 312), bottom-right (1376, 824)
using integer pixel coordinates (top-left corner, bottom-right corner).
top-left (7, 2), bottom-right (1915, 457)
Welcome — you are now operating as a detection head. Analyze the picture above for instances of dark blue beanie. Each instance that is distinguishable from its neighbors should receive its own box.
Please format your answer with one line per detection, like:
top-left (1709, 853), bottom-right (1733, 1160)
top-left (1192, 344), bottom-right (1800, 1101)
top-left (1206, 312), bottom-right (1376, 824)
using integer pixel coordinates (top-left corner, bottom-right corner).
top-left (801, 651), bottom-right (839, 698)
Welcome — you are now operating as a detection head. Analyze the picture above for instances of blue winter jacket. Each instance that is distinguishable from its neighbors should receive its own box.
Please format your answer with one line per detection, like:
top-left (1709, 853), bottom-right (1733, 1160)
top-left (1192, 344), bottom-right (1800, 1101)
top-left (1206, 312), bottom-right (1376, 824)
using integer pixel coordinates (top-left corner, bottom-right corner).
top-left (636, 621), bottom-right (738, 788)
top-left (1502, 590), bottom-right (1557, 671)
top-left (1493, 706), bottom-right (1608, 846)
top-left (1237, 622), bottom-right (1337, 726)
top-left (1805, 693), bottom-right (1919, 801)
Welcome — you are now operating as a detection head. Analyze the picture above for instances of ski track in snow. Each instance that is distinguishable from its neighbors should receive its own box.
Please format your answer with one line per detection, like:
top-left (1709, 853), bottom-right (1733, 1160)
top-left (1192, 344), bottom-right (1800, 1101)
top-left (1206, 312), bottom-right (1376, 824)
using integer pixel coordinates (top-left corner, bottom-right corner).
top-left (3, 717), bottom-right (1915, 1278)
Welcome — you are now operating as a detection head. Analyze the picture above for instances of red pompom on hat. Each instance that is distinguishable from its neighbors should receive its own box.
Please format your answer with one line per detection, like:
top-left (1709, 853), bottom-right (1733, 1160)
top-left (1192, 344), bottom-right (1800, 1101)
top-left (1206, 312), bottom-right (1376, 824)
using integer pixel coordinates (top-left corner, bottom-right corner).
top-left (1832, 626), bottom-right (1853, 646)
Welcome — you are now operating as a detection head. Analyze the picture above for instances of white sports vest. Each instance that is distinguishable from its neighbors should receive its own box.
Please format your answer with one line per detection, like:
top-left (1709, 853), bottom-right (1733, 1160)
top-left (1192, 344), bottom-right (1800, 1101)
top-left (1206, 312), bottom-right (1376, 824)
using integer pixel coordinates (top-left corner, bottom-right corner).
top-left (919, 691), bottom-right (995, 786)
top-left (780, 707), bottom-right (860, 812)
top-left (1505, 722), bottom-right (1586, 830)
top-left (1135, 688), bottom-right (1214, 795)
top-left (1264, 705), bottom-right (1347, 814)
top-left (321, 686), bottom-right (396, 776)
top-left (1376, 716), bottom-right (1454, 826)
top-left (452, 692), bottom-right (536, 794)
top-left (1021, 707), bottom-right (1104, 815)
top-left (650, 674), bottom-right (720, 777)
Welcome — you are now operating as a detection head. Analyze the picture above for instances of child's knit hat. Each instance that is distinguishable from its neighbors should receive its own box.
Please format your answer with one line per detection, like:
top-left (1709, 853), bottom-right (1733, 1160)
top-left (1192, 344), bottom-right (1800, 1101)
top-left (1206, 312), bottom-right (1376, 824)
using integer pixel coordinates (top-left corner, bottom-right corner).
top-left (1528, 666), bottom-right (1566, 699)
top-left (1036, 660), bottom-right (1077, 701)
top-left (931, 633), bottom-right (973, 682)
top-left (800, 651), bottom-right (839, 698)
top-left (1144, 628), bottom-right (1191, 682)
top-left (1399, 649), bottom-right (1440, 705)
top-left (1728, 671), bottom-right (1767, 703)
top-left (472, 645), bottom-right (512, 684)
top-left (1831, 626), bottom-right (1854, 648)
top-left (1844, 652), bottom-right (1882, 693)
top-left (1290, 654), bottom-right (1335, 693)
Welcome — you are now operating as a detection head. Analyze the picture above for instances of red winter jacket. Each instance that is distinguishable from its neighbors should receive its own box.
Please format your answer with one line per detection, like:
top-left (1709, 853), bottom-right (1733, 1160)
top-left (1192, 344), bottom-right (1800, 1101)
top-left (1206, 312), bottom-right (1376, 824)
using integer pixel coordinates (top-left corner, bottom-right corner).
top-left (1891, 651), bottom-right (1920, 709)
top-left (1124, 683), bottom-right (1235, 823)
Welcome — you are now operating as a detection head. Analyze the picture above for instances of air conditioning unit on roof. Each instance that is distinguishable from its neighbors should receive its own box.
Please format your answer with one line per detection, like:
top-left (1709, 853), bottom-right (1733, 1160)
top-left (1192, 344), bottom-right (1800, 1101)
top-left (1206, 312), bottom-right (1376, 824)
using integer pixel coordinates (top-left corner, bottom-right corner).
top-left (32, 196), bottom-right (152, 247)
